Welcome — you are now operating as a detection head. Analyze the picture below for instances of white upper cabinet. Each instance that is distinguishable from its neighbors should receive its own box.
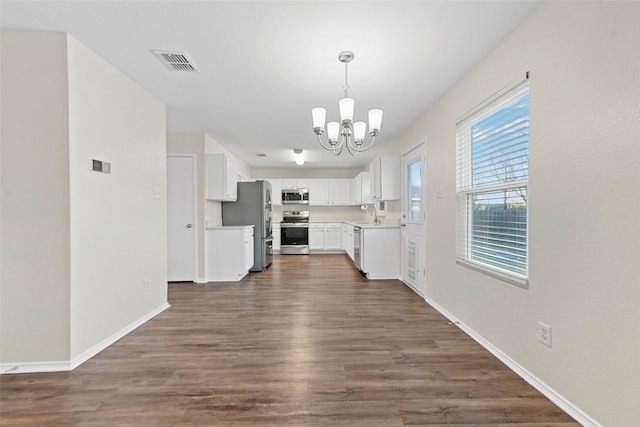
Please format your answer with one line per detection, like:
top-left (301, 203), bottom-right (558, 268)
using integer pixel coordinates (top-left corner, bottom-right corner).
top-left (329, 179), bottom-right (351, 205)
top-left (300, 179), bottom-right (329, 205)
top-left (351, 172), bottom-right (371, 205)
top-left (299, 179), bottom-right (351, 206)
top-left (282, 179), bottom-right (301, 189)
top-left (206, 153), bottom-right (237, 201)
top-left (370, 155), bottom-right (400, 201)
top-left (267, 179), bottom-right (283, 206)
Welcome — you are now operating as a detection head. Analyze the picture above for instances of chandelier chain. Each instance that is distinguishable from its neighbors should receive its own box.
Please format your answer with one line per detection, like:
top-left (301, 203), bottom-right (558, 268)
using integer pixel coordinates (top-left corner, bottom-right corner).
top-left (343, 61), bottom-right (350, 97)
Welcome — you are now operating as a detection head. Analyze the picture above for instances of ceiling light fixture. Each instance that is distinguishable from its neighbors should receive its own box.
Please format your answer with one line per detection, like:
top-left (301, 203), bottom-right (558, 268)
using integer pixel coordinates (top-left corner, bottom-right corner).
top-left (312, 51), bottom-right (383, 156)
top-left (293, 149), bottom-right (304, 165)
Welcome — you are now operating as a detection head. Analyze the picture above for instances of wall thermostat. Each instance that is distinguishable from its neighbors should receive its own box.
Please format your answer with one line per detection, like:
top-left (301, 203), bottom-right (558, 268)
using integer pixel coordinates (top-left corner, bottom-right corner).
top-left (91, 159), bottom-right (111, 174)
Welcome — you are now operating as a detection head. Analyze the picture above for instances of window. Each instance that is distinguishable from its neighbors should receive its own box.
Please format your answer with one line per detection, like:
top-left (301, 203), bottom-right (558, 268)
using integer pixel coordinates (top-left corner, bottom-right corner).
top-left (407, 159), bottom-right (422, 222)
top-left (456, 77), bottom-right (529, 286)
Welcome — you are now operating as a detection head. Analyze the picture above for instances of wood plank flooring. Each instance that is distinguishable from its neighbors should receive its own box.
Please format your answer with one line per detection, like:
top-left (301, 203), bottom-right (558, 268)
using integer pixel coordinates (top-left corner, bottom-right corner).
top-left (1, 254), bottom-right (578, 426)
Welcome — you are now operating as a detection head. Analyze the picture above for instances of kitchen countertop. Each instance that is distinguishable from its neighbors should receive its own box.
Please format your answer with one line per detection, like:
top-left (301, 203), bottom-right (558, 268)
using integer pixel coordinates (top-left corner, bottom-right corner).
top-left (345, 221), bottom-right (401, 229)
top-left (307, 220), bottom-right (401, 229)
top-left (206, 225), bottom-right (254, 231)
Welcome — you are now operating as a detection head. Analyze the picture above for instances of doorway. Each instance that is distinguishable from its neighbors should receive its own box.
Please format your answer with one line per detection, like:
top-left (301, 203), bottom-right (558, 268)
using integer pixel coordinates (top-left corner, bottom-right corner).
top-left (167, 154), bottom-right (197, 282)
top-left (401, 142), bottom-right (426, 297)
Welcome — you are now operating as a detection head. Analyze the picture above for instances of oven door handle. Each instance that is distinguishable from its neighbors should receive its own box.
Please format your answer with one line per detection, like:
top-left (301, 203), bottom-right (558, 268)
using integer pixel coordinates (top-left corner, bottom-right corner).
top-left (281, 223), bottom-right (309, 228)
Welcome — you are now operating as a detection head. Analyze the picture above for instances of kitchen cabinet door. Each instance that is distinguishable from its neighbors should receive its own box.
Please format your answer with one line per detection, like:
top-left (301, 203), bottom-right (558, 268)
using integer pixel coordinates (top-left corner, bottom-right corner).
top-left (272, 223), bottom-right (281, 251)
top-left (267, 179), bottom-right (283, 206)
top-left (329, 179), bottom-right (351, 205)
top-left (304, 179), bottom-right (330, 205)
top-left (309, 224), bottom-right (325, 250)
top-left (281, 179), bottom-right (299, 189)
top-left (243, 228), bottom-right (254, 271)
top-left (206, 154), bottom-right (237, 201)
top-left (325, 224), bottom-right (342, 250)
top-left (370, 155), bottom-right (399, 201)
top-left (352, 172), bottom-right (371, 205)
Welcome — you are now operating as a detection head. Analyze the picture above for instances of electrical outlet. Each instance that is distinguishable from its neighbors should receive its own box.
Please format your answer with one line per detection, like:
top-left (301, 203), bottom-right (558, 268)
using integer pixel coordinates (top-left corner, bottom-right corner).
top-left (143, 278), bottom-right (150, 293)
top-left (538, 321), bottom-right (552, 347)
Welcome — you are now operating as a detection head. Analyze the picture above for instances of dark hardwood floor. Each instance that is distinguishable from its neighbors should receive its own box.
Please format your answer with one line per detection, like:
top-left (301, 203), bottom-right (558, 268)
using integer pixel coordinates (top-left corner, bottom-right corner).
top-left (1, 254), bottom-right (578, 426)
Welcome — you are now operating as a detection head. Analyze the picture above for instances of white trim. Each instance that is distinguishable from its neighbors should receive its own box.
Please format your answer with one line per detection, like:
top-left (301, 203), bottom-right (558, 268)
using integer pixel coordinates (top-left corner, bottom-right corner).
top-left (1, 361), bottom-right (72, 375)
top-left (456, 258), bottom-right (529, 289)
top-left (401, 139), bottom-right (427, 297)
top-left (1, 303), bottom-right (170, 375)
top-left (422, 295), bottom-right (602, 427)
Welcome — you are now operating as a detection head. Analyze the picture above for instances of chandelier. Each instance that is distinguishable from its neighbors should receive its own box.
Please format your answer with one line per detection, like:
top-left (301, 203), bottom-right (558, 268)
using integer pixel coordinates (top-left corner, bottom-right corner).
top-left (311, 51), bottom-right (383, 156)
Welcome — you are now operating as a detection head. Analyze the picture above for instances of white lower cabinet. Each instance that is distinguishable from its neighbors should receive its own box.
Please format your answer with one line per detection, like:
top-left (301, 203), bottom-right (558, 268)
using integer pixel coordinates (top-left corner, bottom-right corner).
top-left (342, 224), bottom-right (354, 260)
top-left (361, 226), bottom-right (400, 279)
top-left (310, 223), bottom-right (344, 251)
top-left (309, 224), bottom-right (325, 250)
top-left (272, 223), bottom-right (281, 251)
top-left (325, 223), bottom-right (342, 250)
top-left (207, 226), bottom-right (254, 282)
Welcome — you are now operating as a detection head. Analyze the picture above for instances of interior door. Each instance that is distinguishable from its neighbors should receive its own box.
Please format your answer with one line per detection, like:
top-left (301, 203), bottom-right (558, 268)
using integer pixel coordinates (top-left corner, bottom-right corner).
top-left (401, 142), bottom-right (426, 297)
top-left (167, 154), bottom-right (196, 282)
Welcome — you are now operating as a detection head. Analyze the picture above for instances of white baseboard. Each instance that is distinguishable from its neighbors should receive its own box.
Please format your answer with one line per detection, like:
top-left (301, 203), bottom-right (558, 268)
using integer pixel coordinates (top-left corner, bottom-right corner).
top-left (1, 361), bottom-right (72, 375)
top-left (1, 302), bottom-right (171, 375)
top-left (423, 295), bottom-right (601, 427)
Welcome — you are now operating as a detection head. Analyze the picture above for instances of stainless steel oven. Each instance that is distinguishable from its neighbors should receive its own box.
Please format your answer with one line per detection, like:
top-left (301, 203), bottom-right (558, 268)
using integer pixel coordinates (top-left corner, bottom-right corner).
top-left (280, 211), bottom-right (309, 254)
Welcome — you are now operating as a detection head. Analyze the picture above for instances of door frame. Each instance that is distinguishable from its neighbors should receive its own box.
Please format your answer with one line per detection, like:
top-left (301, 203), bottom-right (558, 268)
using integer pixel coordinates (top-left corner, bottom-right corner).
top-left (401, 140), bottom-right (427, 297)
top-left (167, 153), bottom-right (198, 282)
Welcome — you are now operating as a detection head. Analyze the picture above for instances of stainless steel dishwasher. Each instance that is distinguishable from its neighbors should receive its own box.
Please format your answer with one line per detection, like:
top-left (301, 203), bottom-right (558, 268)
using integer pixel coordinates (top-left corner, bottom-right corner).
top-left (353, 226), bottom-right (363, 271)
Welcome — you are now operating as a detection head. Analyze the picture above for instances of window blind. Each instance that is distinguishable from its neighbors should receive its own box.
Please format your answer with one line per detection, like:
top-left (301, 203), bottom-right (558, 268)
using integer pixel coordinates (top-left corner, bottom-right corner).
top-left (456, 80), bottom-right (530, 193)
top-left (456, 77), bottom-right (529, 282)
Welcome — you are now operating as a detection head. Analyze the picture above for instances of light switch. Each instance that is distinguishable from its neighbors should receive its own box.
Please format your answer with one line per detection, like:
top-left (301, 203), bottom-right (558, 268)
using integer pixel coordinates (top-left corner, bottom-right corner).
top-left (436, 190), bottom-right (444, 199)
top-left (153, 187), bottom-right (162, 200)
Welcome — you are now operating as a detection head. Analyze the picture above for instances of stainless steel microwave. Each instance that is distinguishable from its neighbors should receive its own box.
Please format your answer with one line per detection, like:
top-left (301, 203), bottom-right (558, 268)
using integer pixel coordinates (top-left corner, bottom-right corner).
top-left (281, 188), bottom-right (309, 205)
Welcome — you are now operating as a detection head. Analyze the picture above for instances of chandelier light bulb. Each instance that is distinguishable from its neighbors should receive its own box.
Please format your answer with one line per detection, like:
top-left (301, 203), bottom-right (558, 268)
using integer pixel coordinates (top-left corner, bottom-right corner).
top-left (353, 122), bottom-right (366, 143)
top-left (339, 98), bottom-right (354, 123)
top-left (311, 107), bottom-right (326, 132)
top-left (293, 149), bottom-right (304, 165)
top-left (368, 109), bottom-right (383, 134)
top-left (327, 122), bottom-right (340, 143)
top-left (312, 50), bottom-right (382, 156)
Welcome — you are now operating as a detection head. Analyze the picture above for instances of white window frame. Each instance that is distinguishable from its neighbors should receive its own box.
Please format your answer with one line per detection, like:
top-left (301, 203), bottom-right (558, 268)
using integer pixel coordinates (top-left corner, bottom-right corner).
top-left (455, 76), bottom-right (530, 288)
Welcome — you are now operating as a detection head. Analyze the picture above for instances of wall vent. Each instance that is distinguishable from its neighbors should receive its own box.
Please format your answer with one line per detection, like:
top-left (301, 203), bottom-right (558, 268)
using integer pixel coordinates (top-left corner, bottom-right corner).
top-left (151, 50), bottom-right (198, 72)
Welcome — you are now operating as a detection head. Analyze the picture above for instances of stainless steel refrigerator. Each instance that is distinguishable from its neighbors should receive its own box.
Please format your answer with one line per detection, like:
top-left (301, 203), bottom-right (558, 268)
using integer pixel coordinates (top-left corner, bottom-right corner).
top-left (222, 180), bottom-right (272, 272)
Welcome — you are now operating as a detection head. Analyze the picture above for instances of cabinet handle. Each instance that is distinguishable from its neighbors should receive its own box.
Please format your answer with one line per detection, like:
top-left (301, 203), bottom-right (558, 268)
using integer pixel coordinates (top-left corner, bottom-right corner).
top-left (186, 224), bottom-right (193, 228)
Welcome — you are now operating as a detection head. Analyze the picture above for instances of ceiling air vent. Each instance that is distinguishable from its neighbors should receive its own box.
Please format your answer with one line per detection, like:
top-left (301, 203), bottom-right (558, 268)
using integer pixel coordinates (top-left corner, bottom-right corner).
top-left (151, 50), bottom-right (198, 72)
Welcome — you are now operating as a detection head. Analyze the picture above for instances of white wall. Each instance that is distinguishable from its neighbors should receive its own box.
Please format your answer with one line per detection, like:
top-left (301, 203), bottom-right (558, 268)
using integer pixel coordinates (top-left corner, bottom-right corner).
top-left (67, 35), bottom-right (168, 360)
top-left (1, 29), bottom-right (168, 369)
top-left (383, 2), bottom-right (640, 425)
top-left (1, 30), bottom-right (71, 363)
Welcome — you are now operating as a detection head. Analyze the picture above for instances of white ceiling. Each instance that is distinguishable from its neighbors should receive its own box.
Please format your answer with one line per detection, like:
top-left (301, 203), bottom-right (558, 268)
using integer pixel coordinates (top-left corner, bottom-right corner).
top-left (1, 0), bottom-right (542, 169)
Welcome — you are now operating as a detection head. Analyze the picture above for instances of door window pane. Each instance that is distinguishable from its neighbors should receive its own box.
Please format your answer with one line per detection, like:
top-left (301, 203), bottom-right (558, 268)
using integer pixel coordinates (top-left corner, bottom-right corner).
top-left (407, 160), bottom-right (421, 221)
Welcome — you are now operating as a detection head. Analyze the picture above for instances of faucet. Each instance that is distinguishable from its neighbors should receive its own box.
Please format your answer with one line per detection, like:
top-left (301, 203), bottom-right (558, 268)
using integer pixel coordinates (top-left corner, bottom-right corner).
top-left (361, 204), bottom-right (381, 225)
